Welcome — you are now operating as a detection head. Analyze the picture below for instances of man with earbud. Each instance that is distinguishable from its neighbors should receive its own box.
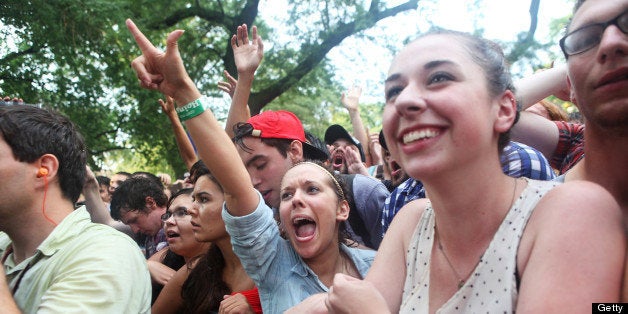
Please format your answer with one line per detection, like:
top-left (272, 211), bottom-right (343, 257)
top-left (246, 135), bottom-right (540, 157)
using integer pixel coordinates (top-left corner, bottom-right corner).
top-left (0, 104), bottom-right (151, 313)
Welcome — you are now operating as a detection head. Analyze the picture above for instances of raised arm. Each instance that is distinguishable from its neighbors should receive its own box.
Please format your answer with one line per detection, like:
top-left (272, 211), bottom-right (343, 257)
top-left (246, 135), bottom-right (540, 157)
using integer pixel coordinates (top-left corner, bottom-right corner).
top-left (511, 65), bottom-right (570, 160)
top-left (159, 96), bottom-right (198, 170)
top-left (341, 85), bottom-right (370, 165)
top-left (82, 166), bottom-right (134, 236)
top-left (515, 64), bottom-right (569, 110)
top-left (151, 264), bottom-right (188, 314)
top-left (225, 24), bottom-right (263, 139)
top-left (220, 70), bottom-right (252, 138)
top-left (126, 19), bottom-right (258, 216)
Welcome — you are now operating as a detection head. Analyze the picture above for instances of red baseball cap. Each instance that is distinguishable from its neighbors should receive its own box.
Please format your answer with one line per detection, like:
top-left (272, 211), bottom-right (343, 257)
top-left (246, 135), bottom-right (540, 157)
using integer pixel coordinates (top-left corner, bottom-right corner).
top-left (247, 110), bottom-right (328, 161)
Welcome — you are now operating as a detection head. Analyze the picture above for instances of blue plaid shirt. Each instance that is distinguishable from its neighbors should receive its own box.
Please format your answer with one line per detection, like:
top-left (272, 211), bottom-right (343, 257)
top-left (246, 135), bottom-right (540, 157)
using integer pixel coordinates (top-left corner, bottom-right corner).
top-left (381, 141), bottom-right (555, 235)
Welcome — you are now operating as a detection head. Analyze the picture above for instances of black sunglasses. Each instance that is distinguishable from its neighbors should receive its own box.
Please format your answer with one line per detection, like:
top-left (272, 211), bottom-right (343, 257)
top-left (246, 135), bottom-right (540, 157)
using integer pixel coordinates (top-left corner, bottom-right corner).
top-left (560, 9), bottom-right (628, 58)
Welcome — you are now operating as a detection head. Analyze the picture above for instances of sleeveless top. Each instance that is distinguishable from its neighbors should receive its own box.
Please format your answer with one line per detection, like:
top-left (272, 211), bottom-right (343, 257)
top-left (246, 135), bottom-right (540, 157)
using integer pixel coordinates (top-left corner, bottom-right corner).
top-left (400, 179), bottom-right (559, 313)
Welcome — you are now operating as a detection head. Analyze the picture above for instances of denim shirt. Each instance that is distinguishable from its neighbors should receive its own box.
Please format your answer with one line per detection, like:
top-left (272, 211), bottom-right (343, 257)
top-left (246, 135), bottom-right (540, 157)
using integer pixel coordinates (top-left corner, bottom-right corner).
top-left (222, 191), bottom-right (375, 313)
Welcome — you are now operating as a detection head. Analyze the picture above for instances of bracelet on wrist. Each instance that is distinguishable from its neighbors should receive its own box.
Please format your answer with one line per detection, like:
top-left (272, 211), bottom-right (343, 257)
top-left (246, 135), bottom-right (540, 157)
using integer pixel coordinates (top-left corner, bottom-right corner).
top-left (176, 96), bottom-right (209, 121)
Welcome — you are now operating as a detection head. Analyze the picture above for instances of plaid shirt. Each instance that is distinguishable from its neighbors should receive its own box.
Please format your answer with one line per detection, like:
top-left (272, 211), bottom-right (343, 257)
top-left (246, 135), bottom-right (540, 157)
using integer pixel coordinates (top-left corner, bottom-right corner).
top-left (381, 141), bottom-right (555, 236)
top-left (551, 121), bottom-right (585, 174)
top-left (500, 141), bottom-right (556, 181)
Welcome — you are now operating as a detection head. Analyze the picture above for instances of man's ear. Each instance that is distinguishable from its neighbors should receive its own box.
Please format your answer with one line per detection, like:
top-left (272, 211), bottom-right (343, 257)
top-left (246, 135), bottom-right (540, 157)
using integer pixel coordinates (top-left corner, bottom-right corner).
top-left (144, 196), bottom-right (156, 210)
top-left (495, 90), bottom-right (517, 133)
top-left (288, 140), bottom-right (304, 164)
top-left (336, 200), bottom-right (350, 221)
top-left (36, 154), bottom-right (59, 179)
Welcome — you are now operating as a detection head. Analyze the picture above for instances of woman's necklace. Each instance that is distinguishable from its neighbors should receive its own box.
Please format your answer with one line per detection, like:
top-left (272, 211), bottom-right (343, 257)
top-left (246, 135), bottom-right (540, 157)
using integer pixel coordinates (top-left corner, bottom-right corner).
top-left (434, 178), bottom-right (518, 290)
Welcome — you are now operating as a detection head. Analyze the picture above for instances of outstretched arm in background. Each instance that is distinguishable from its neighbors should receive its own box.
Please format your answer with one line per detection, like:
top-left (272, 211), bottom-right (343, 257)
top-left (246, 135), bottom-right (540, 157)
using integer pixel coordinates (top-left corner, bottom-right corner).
top-left (83, 166), bottom-right (134, 237)
top-left (341, 85), bottom-right (371, 166)
top-left (159, 96), bottom-right (198, 170)
top-left (220, 70), bottom-right (252, 138)
top-left (126, 19), bottom-right (258, 216)
top-left (511, 64), bottom-right (570, 160)
top-left (367, 132), bottom-right (383, 167)
top-left (225, 24), bottom-right (264, 138)
top-left (218, 70), bottom-right (238, 99)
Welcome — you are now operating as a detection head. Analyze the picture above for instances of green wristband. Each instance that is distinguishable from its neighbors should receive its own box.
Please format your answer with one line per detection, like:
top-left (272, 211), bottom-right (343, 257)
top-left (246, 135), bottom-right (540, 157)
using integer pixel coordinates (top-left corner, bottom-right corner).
top-left (176, 97), bottom-right (208, 121)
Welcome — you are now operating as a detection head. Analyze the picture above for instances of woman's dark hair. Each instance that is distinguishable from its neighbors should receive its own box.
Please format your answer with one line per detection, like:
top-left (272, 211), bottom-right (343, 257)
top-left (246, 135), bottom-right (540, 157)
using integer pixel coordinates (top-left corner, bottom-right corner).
top-left (416, 29), bottom-right (518, 154)
top-left (188, 159), bottom-right (223, 192)
top-left (180, 160), bottom-right (229, 312)
top-left (180, 245), bottom-right (229, 312)
top-left (167, 187), bottom-right (194, 210)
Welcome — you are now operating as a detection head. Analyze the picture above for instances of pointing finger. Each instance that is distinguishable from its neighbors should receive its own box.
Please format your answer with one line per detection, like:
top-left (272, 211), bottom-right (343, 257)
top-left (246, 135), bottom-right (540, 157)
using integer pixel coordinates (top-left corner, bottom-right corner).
top-left (125, 19), bottom-right (157, 54)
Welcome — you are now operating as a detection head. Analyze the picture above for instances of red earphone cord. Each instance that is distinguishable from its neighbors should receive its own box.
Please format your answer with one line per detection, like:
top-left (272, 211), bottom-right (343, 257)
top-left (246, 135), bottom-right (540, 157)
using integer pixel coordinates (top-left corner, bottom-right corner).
top-left (42, 175), bottom-right (57, 226)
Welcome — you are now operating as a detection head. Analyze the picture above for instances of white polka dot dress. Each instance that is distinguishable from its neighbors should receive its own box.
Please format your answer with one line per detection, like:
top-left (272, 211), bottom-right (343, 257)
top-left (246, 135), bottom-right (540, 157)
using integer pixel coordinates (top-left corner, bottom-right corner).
top-left (399, 179), bottom-right (560, 313)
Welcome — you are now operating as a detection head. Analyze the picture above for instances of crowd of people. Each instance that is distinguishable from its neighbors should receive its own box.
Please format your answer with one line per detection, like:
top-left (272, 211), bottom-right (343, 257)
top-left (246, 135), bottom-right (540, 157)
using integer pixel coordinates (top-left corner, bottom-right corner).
top-left (0, 0), bottom-right (626, 312)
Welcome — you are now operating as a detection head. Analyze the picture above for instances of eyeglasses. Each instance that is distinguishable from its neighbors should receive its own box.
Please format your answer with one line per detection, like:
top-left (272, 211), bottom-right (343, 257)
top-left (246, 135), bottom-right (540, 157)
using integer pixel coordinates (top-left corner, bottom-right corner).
top-left (560, 9), bottom-right (628, 58)
top-left (160, 208), bottom-right (189, 222)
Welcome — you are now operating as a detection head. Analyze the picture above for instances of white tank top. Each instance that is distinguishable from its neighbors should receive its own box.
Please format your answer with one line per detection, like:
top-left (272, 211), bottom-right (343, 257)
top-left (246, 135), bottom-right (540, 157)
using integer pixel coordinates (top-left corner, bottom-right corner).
top-left (400, 179), bottom-right (559, 313)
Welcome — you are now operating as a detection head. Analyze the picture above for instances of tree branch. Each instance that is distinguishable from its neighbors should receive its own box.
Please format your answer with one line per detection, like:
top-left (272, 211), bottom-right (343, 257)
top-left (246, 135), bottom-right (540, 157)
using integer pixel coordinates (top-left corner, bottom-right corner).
top-left (0, 44), bottom-right (42, 66)
top-left (505, 0), bottom-right (540, 63)
top-left (248, 0), bottom-right (418, 113)
top-left (89, 146), bottom-right (127, 156)
top-left (223, 0), bottom-right (261, 80)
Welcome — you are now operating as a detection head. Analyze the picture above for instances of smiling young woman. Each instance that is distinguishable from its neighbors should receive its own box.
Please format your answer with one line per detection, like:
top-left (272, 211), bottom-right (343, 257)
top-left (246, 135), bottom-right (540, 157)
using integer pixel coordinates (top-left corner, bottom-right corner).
top-left (316, 29), bottom-right (624, 313)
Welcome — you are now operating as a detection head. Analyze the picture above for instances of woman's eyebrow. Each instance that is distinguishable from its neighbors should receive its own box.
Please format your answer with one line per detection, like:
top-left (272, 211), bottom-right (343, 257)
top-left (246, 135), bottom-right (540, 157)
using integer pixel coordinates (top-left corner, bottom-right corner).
top-left (424, 59), bottom-right (454, 70)
top-left (385, 60), bottom-right (455, 83)
top-left (385, 73), bottom-right (401, 83)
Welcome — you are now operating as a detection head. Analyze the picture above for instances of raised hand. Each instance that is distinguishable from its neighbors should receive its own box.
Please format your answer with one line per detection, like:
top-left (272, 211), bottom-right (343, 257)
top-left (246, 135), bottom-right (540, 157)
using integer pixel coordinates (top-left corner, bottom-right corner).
top-left (326, 274), bottom-right (389, 314)
top-left (232, 24), bottom-right (264, 76)
top-left (341, 85), bottom-right (362, 112)
top-left (126, 19), bottom-right (200, 104)
top-left (345, 146), bottom-right (368, 176)
top-left (158, 96), bottom-right (176, 116)
top-left (218, 70), bottom-right (238, 99)
top-left (367, 132), bottom-right (383, 166)
top-left (219, 293), bottom-right (254, 314)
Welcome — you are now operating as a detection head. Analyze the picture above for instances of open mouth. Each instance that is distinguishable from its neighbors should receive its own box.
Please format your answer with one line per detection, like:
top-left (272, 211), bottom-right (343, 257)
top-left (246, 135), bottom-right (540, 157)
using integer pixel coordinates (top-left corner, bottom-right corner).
top-left (260, 190), bottom-right (273, 204)
top-left (332, 154), bottom-right (344, 169)
top-left (166, 230), bottom-right (180, 239)
top-left (390, 161), bottom-right (403, 178)
top-left (292, 217), bottom-right (316, 241)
